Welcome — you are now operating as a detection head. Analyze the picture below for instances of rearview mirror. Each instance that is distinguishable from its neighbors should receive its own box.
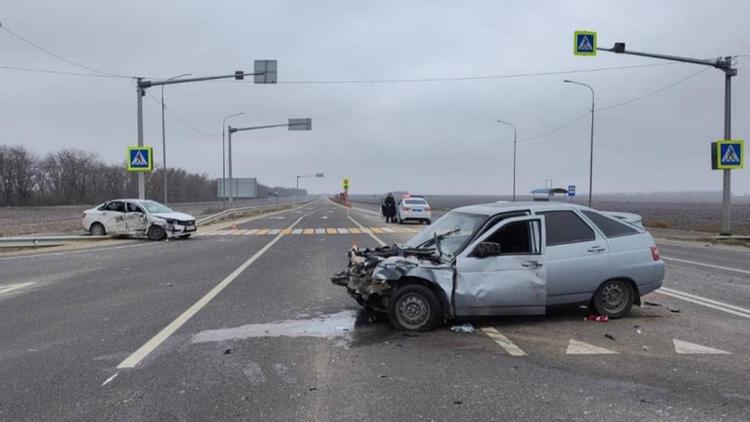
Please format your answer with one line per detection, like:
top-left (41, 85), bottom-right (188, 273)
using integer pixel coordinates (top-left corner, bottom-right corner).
top-left (474, 241), bottom-right (502, 258)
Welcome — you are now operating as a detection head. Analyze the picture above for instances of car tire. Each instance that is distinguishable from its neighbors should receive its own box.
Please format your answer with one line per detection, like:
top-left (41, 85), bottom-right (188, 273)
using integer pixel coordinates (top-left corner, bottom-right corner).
top-left (147, 225), bottom-right (166, 241)
top-left (590, 279), bottom-right (634, 319)
top-left (90, 222), bottom-right (106, 236)
top-left (424, 219), bottom-right (431, 225)
top-left (387, 284), bottom-right (441, 331)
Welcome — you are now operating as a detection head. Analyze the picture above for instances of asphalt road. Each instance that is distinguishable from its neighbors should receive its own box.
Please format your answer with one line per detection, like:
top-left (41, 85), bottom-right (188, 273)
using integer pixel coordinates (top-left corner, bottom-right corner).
top-left (1, 198), bottom-right (750, 421)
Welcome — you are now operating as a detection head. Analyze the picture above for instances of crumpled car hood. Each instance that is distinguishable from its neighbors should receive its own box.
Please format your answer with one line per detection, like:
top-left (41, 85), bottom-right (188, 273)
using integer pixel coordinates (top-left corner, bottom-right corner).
top-left (150, 211), bottom-right (195, 222)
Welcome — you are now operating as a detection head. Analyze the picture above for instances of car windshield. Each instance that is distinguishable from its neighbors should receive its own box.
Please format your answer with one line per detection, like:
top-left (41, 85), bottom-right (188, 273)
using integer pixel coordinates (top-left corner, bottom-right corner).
top-left (405, 199), bottom-right (427, 206)
top-left (405, 211), bottom-right (486, 260)
top-left (138, 200), bottom-right (174, 214)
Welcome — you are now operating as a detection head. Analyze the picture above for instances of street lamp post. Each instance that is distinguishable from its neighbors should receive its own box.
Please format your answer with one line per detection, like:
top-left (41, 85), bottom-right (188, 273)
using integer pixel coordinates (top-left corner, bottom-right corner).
top-left (227, 118), bottom-right (312, 207)
top-left (160, 73), bottom-right (191, 205)
top-left (563, 79), bottom-right (595, 207)
top-left (496, 119), bottom-right (517, 201)
top-left (221, 112), bottom-right (245, 209)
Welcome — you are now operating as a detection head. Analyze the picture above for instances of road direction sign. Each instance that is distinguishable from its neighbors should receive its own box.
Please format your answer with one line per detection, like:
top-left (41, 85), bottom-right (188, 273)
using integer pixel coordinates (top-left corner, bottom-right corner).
top-left (567, 185), bottom-right (576, 197)
top-left (574, 31), bottom-right (597, 56)
top-left (712, 140), bottom-right (744, 170)
top-left (127, 146), bottom-right (153, 172)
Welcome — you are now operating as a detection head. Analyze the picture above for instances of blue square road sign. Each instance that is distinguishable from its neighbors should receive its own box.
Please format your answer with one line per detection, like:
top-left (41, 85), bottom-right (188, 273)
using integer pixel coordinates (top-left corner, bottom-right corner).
top-left (574, 31), bottom-right (597, 56)
top-left (127, 146), bottom-right (153, 172)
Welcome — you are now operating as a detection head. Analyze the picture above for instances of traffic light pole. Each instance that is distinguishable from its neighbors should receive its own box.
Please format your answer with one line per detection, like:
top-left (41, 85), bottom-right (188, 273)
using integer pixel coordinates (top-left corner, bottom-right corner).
top-left (136, 78), bottom-right (145, 199)
top-left (598, 44), bottom-right (737, 235)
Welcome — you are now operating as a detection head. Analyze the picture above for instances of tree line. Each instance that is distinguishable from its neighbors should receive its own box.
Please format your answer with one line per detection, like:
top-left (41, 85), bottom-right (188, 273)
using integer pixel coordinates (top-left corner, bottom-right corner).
top-left (0, 145), bottom-right (304, 206)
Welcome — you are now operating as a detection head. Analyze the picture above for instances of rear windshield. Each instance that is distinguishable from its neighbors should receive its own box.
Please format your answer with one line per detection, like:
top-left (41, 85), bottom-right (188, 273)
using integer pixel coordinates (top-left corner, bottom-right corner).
top-left (405, 199), bottom-right (427, 206)
top-left (582, 210), bottom-right (639, 238)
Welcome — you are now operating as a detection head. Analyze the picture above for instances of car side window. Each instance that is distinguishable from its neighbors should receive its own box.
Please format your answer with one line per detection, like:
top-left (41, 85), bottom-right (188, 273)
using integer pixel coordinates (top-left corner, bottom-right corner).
top-left (581, 210), bottom-right (638, 238)
top-left (482, 221), bottom-right (534, 255)
top-left (106, 201), bottom-right (125, 213)
top-left (538, 210), bottom-right (595, 246)
top-left (126, 203), bottom-right (144, 213)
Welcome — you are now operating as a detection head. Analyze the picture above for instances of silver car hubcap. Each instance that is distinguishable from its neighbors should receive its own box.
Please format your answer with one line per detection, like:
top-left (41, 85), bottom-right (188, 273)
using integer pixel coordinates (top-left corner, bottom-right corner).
top-left (397, 294), bottom-right (430, 329)
top-left (600, 282), bottom-right (627, 313)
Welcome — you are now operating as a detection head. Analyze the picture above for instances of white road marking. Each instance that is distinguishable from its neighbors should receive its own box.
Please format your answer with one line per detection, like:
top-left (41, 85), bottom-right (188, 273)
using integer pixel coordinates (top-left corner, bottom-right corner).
top-left (292, 229), bottom-right (302, 235)
top-left (101, 372), bottom-right (119, 386)
top-left (269, 216), bottom-right (285, 220)
top-left (657, 288), bottom-right (750, 320)
top-left (0, 282), bottom-right (35, 296)
top-left (347, 215), bottom-right (386, 246)
top-left (337, 228), bottom-right (349, 234)
top-left (117, 214), bottom-right (308, 369)
top-left (315, 228), bottom-right (325, 235)
top-left (381, 227), bottom-right (396, 233)
top-left (673, 339), bottom-right (731, 355)
top-left (268, 229), bottom-right (281, 235)
top-left (321, 215), bottom-right (329, 220)
top-left (565, 339), bottom-right (618, 355)
top-left (481, 327), bottom-right (527, 356)
top-left (662, 256), bottom-right (750, 276)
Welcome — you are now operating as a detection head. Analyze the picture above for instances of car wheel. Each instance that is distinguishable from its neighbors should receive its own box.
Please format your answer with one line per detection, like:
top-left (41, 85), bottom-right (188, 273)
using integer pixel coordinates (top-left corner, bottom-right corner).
top-left (90, 222), bottom-right (106, 236)
top-left (388, 284), bottom-right (441, 331)
top-left (591, 279), bottom-right (634, 319)
top-left (147, 225), bottom-right (166, 241)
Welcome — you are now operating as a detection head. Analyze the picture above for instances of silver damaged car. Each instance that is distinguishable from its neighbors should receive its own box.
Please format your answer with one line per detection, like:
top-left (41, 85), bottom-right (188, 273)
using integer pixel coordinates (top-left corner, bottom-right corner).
top-left (331, 202), bottom-right (665, 331)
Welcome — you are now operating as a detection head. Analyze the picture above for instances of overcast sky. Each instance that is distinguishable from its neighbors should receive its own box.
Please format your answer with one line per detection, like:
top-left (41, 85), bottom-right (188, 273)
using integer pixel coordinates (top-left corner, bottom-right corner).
top-left (2, 0), bottom-right (750, 195)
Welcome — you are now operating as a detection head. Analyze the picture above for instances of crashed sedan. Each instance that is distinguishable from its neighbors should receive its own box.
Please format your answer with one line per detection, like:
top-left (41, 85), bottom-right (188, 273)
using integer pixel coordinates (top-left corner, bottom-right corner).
top-left (82, 199), bottom-right (197, 240)
top-left (332, 202), bottom-right (665, 331)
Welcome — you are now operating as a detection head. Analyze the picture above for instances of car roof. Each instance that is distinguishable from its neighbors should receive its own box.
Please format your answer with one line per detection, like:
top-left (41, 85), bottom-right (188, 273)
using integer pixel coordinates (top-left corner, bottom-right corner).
top-left (454, 201), bottom-right (592, 216)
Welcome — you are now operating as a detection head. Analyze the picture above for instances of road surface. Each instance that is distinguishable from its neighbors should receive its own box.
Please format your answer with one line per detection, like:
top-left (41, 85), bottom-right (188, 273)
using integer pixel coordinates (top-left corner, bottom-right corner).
top-left (1, 198), bottom-right (749, 421)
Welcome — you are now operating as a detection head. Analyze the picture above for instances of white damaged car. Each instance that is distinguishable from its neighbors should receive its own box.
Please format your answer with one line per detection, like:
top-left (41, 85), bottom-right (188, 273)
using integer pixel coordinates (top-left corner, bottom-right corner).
top-left (82, 199), bottom-right (197, 240)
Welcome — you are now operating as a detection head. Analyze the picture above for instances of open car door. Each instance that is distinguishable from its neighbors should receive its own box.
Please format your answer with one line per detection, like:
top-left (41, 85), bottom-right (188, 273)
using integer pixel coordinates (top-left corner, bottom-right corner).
top-left (453, 215), bottom-right (546, 317)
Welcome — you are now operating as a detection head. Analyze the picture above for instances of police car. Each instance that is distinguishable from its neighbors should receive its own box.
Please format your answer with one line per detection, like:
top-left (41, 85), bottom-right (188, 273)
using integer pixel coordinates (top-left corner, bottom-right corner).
top-left (396, 195), bottom-right (432, 224)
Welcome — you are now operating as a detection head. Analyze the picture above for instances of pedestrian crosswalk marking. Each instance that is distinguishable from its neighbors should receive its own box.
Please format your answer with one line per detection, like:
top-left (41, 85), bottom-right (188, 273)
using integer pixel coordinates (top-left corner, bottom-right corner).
top-left (268, 229), bottom-right (281, 235)
top-left (326, 228), bottom-right (337, 234)
top-left (337, 228), bottom-right (349, 234)
top-left (255, 229), bottom-right (270, 235)
top-left (303, 228), bottom-right (314, 235)
top-left (315, 228), bottom-right (326, 234)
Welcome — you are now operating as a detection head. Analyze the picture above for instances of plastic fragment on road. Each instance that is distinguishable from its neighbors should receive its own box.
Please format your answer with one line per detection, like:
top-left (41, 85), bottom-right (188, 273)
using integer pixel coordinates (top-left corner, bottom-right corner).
top-left (643, 301), bottom-right (662, 307)
top-left (585, 314), bottom-right (608, 322)
top-left (604, 334), bottom-right (615, 341)
top-left (668, 307), bottom-right (681, 313)
top-left (450, 323), bottom-right (475, 333)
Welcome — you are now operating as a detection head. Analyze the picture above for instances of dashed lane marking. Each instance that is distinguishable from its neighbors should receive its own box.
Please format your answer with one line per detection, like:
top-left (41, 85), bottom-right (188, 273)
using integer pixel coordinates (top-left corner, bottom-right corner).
top-left (481, 327), bottom-right (527, 356)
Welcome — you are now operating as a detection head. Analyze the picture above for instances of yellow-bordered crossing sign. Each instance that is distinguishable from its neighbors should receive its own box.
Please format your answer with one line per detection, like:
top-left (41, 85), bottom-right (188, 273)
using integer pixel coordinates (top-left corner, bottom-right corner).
top-left (127, 146), bottom-right (153, 172)
top-left (712, 140), bottom-right (744, 170)
top-left (574, 31), bottom-right (597, 56)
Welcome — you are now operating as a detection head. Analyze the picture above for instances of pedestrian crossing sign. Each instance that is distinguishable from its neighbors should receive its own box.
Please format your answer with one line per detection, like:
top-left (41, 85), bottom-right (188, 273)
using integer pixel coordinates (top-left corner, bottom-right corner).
top-left (127, 146), bottom-right (153, 172)
top-left (574, 31), bottom-right (597, 56)
top-left (712, 140), bottom-right (744, 170)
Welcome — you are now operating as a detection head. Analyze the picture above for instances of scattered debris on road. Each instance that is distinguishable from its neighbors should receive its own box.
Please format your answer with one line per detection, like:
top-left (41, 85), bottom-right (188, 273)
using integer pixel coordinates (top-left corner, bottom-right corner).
top-left (643, 301), bottom-right (662, 307)
top-left (450, 323), bottom-right (475, 333)
top-left (604, 334), bottom-right (616, 341)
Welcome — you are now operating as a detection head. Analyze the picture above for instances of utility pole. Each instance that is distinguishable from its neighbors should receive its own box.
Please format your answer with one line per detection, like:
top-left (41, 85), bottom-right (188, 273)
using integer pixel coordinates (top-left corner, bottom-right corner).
top-left (598, 43), bottom-right (737, 234)
top-left (136, 78), bottom-right (145, 199)
top-left (222, 112), bottom-right (244, 209)
top-left (160, 73), bottom-right (191, 205)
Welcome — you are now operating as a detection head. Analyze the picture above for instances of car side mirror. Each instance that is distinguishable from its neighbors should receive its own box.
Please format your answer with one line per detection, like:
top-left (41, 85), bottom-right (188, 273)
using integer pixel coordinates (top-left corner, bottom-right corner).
top-left (474, 241), bottom-right (502, 258)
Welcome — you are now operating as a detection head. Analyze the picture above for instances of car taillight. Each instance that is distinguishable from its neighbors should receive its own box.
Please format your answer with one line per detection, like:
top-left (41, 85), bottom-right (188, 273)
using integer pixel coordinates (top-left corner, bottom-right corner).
top-left (650, 246), bottom-right (660, 261)
top-left (403, 207), bottom-right (411, 211)
top-left (425, 207), bottom-right (431, 211)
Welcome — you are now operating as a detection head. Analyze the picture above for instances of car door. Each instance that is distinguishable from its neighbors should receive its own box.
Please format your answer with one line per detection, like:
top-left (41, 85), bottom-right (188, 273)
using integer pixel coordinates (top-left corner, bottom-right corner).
top-left (101, 201), bottom-right (127, 234)
top-left (124, 202), bottom-right (148, 233)
top-left (453, 216), bottom-right (546, 317)
top-left (536, 209), bottom-right (611, 305)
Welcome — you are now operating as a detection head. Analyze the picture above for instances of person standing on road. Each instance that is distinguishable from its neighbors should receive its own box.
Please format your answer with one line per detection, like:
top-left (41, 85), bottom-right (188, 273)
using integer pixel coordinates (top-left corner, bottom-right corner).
top-left (384, 193), bottom-right (397, 223)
